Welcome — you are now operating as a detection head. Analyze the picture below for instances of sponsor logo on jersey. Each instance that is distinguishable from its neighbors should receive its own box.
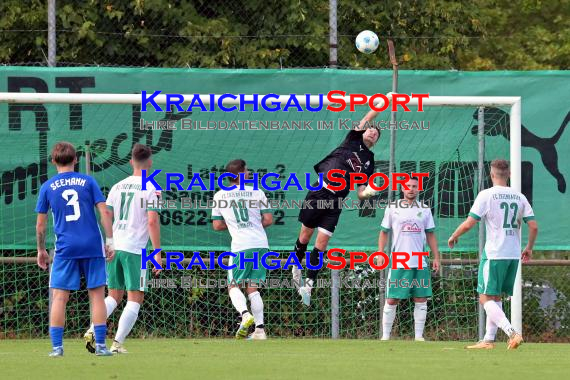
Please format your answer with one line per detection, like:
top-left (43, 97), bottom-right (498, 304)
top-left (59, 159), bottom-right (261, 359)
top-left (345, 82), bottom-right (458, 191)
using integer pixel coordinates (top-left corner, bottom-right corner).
top-left (402, 222), bottom-right (422, 233)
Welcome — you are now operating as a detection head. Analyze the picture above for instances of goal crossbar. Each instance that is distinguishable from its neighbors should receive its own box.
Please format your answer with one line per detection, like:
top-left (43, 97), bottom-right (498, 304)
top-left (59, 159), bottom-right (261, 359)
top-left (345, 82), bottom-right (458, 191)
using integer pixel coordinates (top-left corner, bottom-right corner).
top-left (0, 92), bottom-right (520, 108)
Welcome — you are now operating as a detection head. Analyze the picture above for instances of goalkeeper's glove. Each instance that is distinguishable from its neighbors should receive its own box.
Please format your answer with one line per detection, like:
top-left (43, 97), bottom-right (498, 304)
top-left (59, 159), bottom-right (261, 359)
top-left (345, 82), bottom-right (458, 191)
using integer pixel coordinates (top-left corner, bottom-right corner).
top-left (371, 92), bottom-right (393, 110)
top-left (360, 184), bottom-right (378, 199)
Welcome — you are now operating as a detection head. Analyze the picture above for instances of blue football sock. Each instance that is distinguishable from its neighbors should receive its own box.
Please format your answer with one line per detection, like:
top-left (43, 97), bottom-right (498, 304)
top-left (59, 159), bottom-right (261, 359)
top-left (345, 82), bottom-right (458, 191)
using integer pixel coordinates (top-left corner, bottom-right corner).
top-left (49, 326), bottom-right (64, 349)
top-left (93, 324), bottom-right (107, 346)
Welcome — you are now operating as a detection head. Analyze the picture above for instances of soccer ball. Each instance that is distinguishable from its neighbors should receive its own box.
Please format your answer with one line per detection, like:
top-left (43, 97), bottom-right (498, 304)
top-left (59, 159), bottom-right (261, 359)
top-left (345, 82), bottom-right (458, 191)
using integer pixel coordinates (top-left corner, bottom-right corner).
top-left (355, 30), bottom-right (379, 54)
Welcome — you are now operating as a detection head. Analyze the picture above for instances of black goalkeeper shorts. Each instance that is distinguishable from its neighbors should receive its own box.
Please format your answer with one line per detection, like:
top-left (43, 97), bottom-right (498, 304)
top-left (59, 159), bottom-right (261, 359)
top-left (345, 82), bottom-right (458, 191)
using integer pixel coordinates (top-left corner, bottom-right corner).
top-left (298, 188), bottom-right (343, 236)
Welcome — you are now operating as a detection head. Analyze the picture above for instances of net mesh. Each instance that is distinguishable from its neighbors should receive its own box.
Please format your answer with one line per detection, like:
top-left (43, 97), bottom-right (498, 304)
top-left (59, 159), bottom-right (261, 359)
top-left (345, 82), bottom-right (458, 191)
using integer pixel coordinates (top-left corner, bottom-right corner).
top-left (1, 97), bottom-right (553, 342)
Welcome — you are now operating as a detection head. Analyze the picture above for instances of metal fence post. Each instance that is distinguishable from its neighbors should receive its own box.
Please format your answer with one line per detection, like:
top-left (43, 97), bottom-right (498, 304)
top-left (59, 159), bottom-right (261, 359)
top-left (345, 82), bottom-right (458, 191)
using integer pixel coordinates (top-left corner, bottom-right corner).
top-left (47, 0), bottom-right (56, 67)
top-left (329, 0), bottom-right (340, 339)
top-left (48, 249), bottom-right (54, 330)
top-left (329, 0), bottom-right (337, 68)
top-left (331, 270), bottom-right (340, 338)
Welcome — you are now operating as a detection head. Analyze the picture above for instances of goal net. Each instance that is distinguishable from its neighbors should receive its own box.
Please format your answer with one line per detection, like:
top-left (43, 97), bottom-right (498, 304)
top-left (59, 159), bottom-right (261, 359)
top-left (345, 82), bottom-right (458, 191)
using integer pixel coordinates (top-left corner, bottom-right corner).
top-left (0, 93), bottom-right (521, 340)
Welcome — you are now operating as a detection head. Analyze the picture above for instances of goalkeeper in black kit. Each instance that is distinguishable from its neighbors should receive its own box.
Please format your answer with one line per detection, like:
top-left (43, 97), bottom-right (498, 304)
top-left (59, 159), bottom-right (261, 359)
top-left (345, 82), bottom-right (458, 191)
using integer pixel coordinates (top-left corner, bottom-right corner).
top-left (292, 104), bottom-right (385, 306)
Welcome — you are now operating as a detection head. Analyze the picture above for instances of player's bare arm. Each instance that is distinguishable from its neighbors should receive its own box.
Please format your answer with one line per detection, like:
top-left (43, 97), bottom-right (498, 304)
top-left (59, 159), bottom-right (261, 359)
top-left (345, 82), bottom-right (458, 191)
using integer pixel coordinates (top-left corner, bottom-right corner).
top-left (36, 213), bottom-right (49, 270)
top-left (448, 216), bottom-right (478, 248)
top-left (357, 109), bottom-right (381, 130)
top-left (262, 213), bottom-right (273, 228)
top-left (97, 202), bottom-right (115, 261)
top-left (212, 219), bottom-right (228, 231)
top-left (148, 210), bottom-right (162, 274)
top-left (522, 220), bottom-right (539, 262)
top-left (376, 230), bottom-right (389, 266)
top-left (356, 92), bottom-right (393, 130)
top-left (426, 232), bottom-right (440, 271)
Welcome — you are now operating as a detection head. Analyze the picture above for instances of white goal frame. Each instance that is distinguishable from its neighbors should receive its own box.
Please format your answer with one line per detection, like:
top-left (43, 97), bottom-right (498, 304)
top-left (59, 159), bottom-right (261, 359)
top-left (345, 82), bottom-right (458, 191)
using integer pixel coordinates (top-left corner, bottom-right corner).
top-left (0, 92), bottom-right (523, 334)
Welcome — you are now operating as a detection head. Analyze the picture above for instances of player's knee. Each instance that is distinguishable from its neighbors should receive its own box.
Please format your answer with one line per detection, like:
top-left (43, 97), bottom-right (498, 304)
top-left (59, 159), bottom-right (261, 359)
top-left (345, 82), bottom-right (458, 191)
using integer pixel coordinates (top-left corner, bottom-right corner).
top-left (479, 294), bottom-right (499, 304)
top-left (315, 234), bottom-right (331, 250)
top-left (53, 292), bottom-right (70, 304)
top-left (413, 298), bottom-right (427, 303)
top-left (299, 226), bottom-right (313, 243)
top-left (127, 291), bottom-right (144, 304)
top-left (109, 289), bottom-right (124, 303)
top-left (247, 288), bottom-right (260, 296)
top-left (386, 298), bottom-right (399, 306)
top-left (87, 286), bottom-right (106, 300)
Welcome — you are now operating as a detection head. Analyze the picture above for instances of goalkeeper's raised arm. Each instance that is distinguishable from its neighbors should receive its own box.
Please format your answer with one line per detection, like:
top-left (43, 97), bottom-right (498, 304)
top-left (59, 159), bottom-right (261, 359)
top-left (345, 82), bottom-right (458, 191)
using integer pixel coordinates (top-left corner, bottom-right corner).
top-left (356, 92), bottom-right (393, 130)
top-left (354, 92), bottom-right (394, 200)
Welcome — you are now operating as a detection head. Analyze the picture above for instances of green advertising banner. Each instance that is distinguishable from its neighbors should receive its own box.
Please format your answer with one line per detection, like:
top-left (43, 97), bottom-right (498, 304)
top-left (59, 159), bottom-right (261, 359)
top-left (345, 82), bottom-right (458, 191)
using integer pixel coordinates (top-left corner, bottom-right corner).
top-left (0, 67), bottom-right (568, 252)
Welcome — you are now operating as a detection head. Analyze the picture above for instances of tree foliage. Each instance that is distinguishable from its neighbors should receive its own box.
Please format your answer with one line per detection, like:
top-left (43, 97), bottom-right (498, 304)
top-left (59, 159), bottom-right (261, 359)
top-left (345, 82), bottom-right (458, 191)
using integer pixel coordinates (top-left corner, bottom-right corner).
top-left (0, 0), bottom-right (568, 69)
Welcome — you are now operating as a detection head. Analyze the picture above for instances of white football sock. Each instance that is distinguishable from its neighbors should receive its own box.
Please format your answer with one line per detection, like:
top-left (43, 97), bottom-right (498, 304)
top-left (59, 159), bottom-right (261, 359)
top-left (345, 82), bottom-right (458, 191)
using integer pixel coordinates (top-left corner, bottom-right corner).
top-left (91, 296), bottom-right (117, 330)
top-left (483, 300), bottom-right (516, 337)
top-left (483, 301), bottom-right (501, 341)
top-left (382, 303), bottom-right (398, 339)
top-left (114, 301), bottom-right (140, 344)
top-left (229, 287), bottom-right (248, 315)
top-left (305, 278), bottom-right (314, 291)
top-left (248, 291), bottom-right (264, 327)
top-left (414, 302), bottom-right (428, 339)
top-left (106, 296), bottom-right (118, 317)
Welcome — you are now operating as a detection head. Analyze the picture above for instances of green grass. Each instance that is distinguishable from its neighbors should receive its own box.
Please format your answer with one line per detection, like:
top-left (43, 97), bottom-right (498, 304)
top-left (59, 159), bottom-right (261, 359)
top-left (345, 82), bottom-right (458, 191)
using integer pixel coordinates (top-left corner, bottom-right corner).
top-left (1, 339), bottom-right (569, 379)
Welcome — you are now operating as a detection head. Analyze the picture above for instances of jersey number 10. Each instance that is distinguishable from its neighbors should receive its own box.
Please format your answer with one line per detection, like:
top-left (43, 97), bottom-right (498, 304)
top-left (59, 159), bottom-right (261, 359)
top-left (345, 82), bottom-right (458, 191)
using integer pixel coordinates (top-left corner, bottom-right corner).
top-left (232, 203), bottom-right (249, 223)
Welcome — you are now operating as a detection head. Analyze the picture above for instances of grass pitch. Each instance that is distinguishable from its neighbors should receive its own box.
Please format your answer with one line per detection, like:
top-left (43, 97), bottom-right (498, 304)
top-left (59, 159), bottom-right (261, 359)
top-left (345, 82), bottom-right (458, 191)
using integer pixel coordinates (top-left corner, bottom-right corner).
top-left (1, 339), bottom-right (569, 379)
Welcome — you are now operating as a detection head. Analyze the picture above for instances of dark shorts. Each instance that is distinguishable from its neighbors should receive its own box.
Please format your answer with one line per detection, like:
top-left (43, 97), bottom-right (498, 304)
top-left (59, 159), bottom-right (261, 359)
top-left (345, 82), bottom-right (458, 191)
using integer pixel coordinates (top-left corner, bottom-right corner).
top-left (298, 188), bottom-right (343, 236)
top-left (50, 256), bottom-right (107, 290)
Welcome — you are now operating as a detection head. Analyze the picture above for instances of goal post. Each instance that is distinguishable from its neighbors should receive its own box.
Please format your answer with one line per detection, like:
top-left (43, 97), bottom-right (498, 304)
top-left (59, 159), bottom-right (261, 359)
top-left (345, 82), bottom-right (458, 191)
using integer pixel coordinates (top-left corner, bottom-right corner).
top-left (0, 92), bottom-right (522, 338)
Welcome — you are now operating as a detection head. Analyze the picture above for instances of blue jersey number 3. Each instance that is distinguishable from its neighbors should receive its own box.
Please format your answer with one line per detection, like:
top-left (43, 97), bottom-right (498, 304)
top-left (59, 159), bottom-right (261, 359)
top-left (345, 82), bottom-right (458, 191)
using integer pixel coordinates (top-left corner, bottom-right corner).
top-left (62, 189), bottom-right (81, 221)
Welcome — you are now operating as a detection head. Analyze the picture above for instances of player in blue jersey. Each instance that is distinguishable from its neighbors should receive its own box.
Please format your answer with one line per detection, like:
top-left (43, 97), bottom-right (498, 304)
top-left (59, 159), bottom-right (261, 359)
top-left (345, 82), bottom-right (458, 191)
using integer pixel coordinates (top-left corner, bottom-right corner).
top-left (35, 142), bottom-right (115, 357)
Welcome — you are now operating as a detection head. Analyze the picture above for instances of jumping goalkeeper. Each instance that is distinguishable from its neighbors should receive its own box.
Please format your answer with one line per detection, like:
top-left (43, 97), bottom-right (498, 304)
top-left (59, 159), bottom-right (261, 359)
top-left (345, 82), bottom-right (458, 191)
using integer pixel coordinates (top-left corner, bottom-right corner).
top-left (292, 105), bottom-right (385, 306)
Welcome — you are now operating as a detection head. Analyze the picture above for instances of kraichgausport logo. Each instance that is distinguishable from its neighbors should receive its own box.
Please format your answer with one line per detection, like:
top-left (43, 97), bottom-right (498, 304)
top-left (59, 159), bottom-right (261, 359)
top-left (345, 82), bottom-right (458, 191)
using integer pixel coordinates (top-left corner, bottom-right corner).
top-left (140, 249), bottom-right (430, 271)
top-left (140, 91), bottom-right (430, 113)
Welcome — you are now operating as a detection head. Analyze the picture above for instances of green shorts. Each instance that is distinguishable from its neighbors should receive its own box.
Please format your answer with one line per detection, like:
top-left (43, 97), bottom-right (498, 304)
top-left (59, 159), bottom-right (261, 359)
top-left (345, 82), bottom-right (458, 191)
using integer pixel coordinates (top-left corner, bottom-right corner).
top-left (386, 267), bottom-right (433, 299)
top-left (107, 250), bottom-right (149, 291)
top-left (228, 248), bottom-right (268, 284)
top-left (477, 258), bottom-right (519, 296)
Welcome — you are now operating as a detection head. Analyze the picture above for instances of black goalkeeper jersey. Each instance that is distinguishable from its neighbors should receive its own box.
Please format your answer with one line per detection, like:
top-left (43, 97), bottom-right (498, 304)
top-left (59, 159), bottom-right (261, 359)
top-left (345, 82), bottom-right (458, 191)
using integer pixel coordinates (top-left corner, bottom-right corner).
top-left (313, 130), bottom-right (375, 199)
